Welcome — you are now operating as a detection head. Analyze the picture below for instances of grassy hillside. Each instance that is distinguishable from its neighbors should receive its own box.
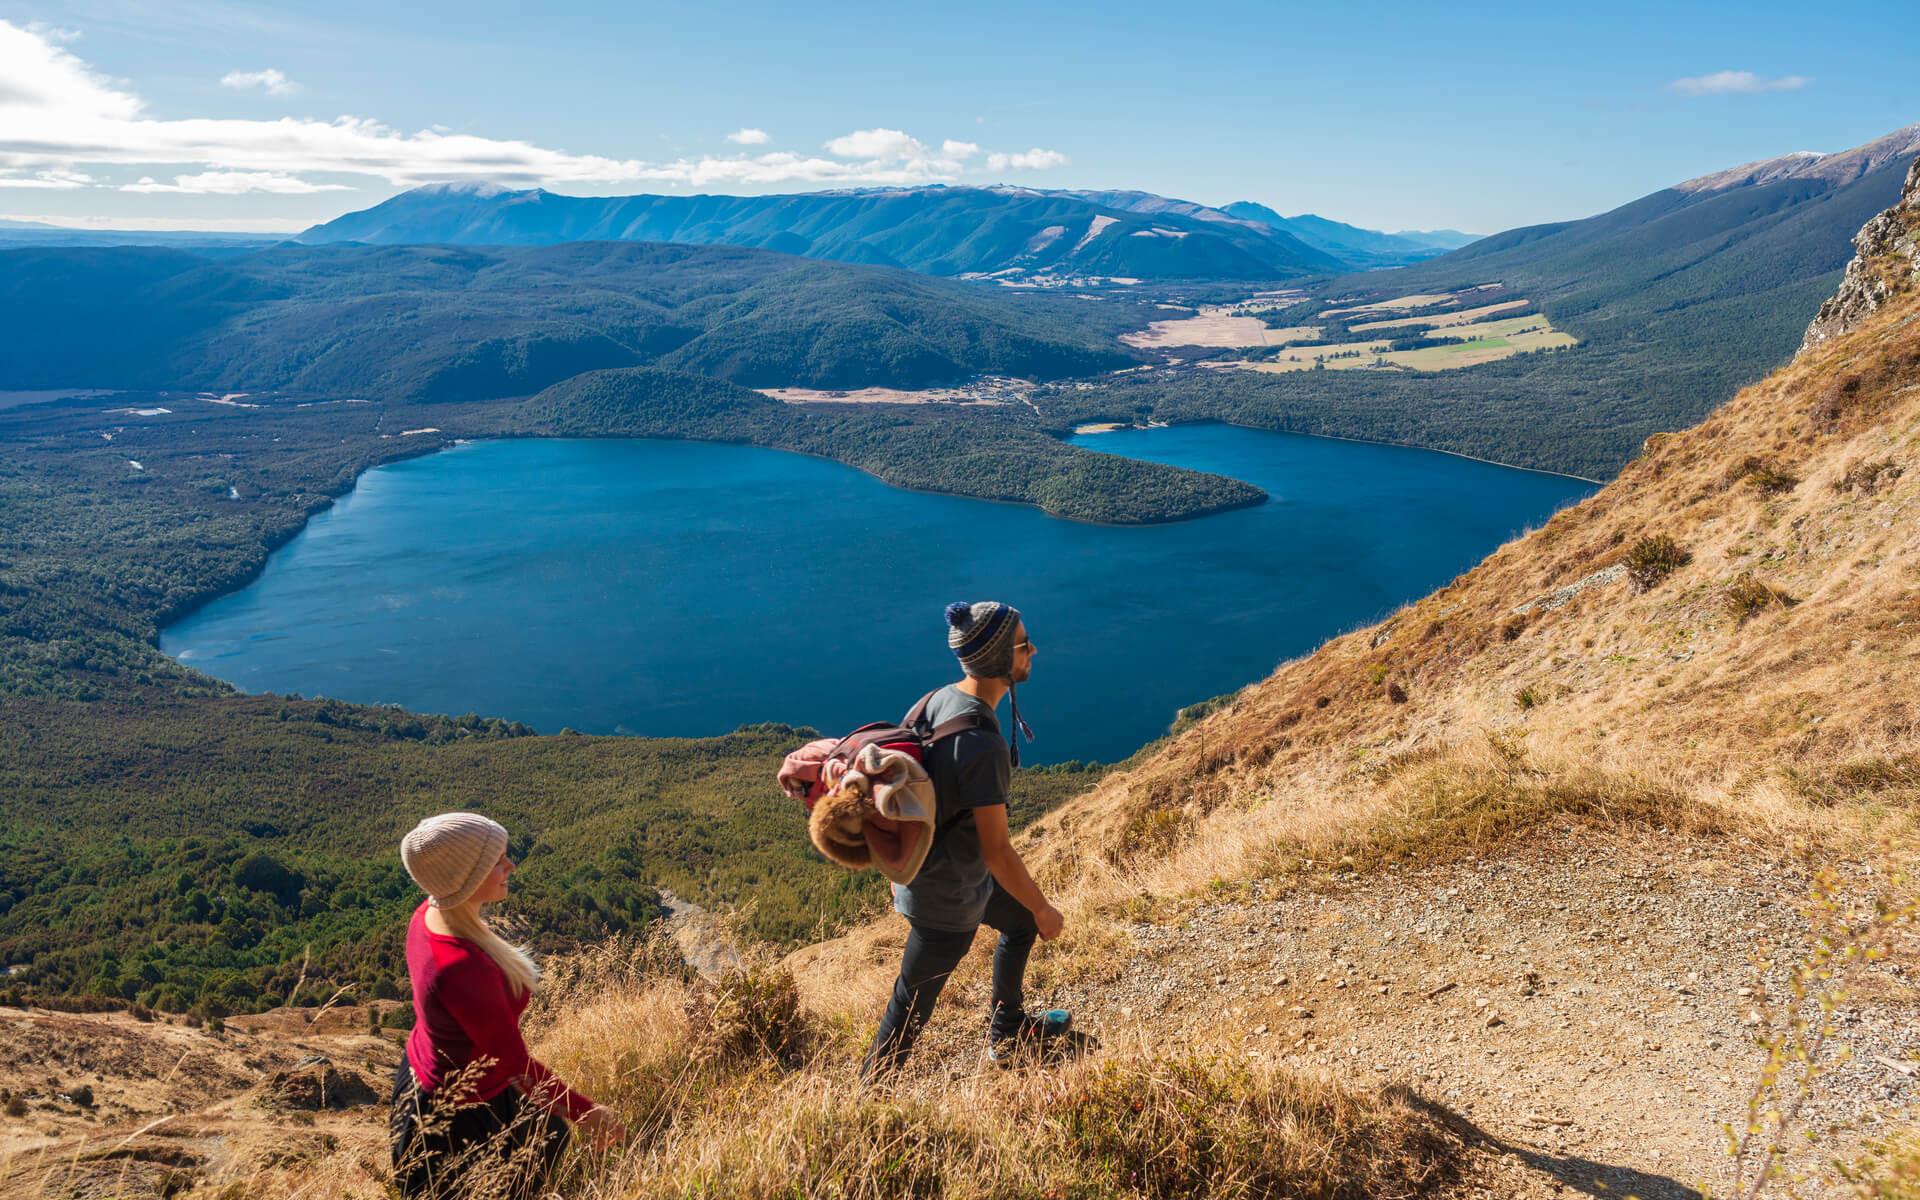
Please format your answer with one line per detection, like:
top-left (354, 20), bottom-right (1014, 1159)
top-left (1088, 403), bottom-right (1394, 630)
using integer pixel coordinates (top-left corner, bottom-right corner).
top-left (0, 240), bottom-right (1134, 398)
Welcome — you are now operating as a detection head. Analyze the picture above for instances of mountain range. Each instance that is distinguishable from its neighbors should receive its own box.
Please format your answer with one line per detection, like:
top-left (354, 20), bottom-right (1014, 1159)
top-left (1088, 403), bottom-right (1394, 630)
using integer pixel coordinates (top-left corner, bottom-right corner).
top-left (293, 184), bottom-right (1465, 279)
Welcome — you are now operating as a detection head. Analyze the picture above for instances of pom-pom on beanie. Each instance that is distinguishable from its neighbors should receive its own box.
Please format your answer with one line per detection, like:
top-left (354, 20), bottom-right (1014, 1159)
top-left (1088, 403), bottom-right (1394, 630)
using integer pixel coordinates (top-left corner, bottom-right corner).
top-left (401, 812), bottom-right (508, 909)
top-left (946, 601), bottom-right (1020, 680)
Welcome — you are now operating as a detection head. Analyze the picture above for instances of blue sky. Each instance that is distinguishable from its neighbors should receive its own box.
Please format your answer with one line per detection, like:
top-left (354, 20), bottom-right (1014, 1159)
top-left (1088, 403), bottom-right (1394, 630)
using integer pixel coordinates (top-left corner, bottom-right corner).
top-left (1, 0), bottom-right (1914, 233)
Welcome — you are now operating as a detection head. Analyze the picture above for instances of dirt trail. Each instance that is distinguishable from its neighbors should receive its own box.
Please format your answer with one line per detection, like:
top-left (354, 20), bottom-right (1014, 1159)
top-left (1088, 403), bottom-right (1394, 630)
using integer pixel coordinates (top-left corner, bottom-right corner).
top-left (989, 831), bottom-right (1916, 1198)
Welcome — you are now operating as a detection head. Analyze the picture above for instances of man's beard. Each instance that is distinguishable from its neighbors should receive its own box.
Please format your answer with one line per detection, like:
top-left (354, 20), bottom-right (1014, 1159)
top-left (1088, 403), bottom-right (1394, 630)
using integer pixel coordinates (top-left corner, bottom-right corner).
top-left (1011, 662), bottom-right (1031, 684)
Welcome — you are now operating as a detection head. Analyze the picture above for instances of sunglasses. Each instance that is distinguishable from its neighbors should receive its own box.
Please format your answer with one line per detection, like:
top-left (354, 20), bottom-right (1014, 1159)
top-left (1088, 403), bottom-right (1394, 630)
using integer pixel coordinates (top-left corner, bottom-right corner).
top-left (1015, 637), bottom-right (1035, 652)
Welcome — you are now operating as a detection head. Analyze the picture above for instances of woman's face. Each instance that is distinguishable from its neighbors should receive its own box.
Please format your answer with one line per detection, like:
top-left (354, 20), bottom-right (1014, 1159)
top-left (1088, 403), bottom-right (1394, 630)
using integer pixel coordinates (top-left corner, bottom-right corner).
top-left (472, 851), bottom-right (514, 905)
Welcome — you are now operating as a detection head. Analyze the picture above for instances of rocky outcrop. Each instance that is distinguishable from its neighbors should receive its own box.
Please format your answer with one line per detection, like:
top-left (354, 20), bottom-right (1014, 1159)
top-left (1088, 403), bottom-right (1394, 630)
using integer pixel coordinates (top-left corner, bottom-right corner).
top-left (1801, 156), bottom-right (1920, 354)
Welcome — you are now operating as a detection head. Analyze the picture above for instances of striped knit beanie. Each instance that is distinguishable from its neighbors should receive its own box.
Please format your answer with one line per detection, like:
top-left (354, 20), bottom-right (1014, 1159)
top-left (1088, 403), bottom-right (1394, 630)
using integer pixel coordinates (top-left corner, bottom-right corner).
top-left (946, 601), bottom-right (1020, 680)
top-left (401, 812), bottom-right (508, 908)
top-left (944, 601), bottom-right (1036, 766)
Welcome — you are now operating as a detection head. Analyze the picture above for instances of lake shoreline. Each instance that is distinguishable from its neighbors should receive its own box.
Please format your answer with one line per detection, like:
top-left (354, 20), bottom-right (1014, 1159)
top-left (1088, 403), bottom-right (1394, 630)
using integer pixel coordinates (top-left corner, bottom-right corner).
top-left (161, 430), bottom-right (1594, 762)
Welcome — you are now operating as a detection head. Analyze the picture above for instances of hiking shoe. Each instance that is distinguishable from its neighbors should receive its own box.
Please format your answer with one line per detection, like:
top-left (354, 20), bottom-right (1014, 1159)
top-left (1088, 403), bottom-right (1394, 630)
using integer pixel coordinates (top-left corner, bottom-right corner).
top-left (986, 1012), bottom-right (1097, 1069)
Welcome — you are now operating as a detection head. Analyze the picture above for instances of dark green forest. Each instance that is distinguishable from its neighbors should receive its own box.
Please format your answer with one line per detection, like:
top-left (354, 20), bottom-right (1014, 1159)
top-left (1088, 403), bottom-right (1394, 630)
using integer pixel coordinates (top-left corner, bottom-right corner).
top-left (0, 698), bottom-right (1101, 1014)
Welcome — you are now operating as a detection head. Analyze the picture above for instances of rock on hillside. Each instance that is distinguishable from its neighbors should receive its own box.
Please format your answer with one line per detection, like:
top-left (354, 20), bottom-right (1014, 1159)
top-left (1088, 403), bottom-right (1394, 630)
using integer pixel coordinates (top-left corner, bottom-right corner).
top-left (1802, 156), bottom-right (1920, 353)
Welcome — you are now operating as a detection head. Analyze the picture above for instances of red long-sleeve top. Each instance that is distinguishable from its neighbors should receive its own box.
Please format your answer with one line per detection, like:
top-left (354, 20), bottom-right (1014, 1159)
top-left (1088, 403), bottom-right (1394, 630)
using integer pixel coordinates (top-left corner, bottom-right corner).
top-left (403, 901), bottom-right (595, 1122)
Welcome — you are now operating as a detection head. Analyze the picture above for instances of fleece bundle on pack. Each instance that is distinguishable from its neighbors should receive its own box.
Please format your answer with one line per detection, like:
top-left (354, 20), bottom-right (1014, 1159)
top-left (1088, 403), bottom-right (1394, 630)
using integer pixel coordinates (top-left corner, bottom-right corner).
top-left (807, 744), bottom-right (936, 885)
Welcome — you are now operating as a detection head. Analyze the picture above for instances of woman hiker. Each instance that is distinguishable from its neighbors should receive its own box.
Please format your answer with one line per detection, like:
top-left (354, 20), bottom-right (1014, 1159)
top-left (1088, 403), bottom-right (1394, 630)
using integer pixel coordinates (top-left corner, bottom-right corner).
top-left (390, 812), bottom-right (627, 1198)
top-left (861, 600), bottom-right (1093, 1079)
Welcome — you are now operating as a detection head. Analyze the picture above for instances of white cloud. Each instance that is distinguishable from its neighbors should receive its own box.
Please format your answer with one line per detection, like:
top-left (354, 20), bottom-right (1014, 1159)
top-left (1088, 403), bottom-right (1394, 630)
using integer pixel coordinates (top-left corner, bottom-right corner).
top-left (0, 168), bottom-right (94, 188)
top-left (1669, 70), bottom-right (1810, 96)
top-left (986, 148), bottom-right (1068, 171)
top-left (221, 67), bottom-right (299, 97)
top-left (0, 21), bottom-right (1070, 194)
top-left (825, 128), bottom-right (926, 160)
top-left (725, 127), bottom-right (771, 145)
top-left (122, 170), bottom-right (351, 194)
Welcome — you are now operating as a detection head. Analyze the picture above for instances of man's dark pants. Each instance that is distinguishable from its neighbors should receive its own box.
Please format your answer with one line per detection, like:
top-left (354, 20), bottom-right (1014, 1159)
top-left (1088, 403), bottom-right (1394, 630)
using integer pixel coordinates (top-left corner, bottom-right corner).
top-left (862, 882), bottom-right (1036, 1078)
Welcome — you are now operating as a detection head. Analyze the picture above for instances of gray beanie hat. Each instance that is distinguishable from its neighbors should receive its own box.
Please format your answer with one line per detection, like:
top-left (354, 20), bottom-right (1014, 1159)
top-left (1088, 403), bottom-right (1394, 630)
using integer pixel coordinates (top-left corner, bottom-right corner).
top-left (401, 812), bottom-right (508, 908)
top-left (946, 601), bottom-right (1021, 680)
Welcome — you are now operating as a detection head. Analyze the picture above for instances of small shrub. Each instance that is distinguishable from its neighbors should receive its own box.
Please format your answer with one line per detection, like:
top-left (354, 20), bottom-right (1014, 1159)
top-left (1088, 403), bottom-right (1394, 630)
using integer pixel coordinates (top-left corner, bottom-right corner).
top-left (3, 1095), bottom-right (26, 1118)
top-left (1501, 615), bottom-right (1528, 642)
top-left (1121, 806), bottom-right (1185, 858)
top-left (695, 965), bottom-right (807, 1067)
top-left (1625, 535), bottom-right (1691, 591)
top-left (1746, 461), bottom-right (1800, 495)
top-left (1835, 457), bottom-right (1904, 495)
top-left (1724, 572), bottom-right (1795, 622)
top-left (1366, 663), bottom-right (1389, 686)
top-left (1725, 455), bottom-right (1800, 495)
top-left (1313, 696), bottom-right (1331, 709)
top-left (1515, 686), bottom-right (1541, 711)
top-left (129, 1003), bottom-right (153, 1023)
top-left (1385, 682), bottom-right (1409, 704)
top-left (67, 1084), bottom-right (94, 1108)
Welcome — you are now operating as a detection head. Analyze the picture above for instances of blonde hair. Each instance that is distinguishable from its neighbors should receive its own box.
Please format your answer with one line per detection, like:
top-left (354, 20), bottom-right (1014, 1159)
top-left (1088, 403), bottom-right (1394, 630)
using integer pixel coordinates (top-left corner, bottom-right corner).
top-left (440, 901), bottom-right (540, 995)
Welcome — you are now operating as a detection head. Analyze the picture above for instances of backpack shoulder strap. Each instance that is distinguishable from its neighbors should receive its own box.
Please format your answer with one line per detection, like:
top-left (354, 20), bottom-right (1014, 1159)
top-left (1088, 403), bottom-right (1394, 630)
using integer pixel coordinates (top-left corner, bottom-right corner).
top-left (926, 713), bottom-right (988, 745)
top-left (902, 689), bottom-right (940, 732)
top-left (905, 689), bottom-right (989, 747)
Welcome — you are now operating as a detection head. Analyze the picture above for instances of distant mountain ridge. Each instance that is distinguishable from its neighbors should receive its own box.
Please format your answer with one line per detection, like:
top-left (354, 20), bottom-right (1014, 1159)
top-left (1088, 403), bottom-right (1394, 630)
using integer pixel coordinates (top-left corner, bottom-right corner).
top-left (294, 184), bottom-right (1373, 279)
top-left (1219, 201), bottom-right (1479, 266)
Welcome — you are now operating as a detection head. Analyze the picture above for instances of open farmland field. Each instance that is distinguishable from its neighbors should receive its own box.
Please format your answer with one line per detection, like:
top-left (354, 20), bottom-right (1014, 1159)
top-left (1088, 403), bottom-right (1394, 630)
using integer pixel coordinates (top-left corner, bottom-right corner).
top-left (1201, 340), bottom-right (1396, 373)
top-left (1121, 309), bottom-right (1321, 348)
top-left (1202, 315), bottom-right (1576, 374)
top-left (1351, 299), bottom-right (1529, 330)
top-left (1417, 314), bottom-right (1556, 340)
top-left (1383, 323), bottom-right (1578, 369)
top-left (761, 376), bottom-right (1035, 405)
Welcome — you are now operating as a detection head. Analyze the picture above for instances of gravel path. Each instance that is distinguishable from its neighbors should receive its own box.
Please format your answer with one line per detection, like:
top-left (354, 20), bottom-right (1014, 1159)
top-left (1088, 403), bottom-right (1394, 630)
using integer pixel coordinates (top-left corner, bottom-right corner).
top-left (1037, 832), bottom-right (1918, 1198)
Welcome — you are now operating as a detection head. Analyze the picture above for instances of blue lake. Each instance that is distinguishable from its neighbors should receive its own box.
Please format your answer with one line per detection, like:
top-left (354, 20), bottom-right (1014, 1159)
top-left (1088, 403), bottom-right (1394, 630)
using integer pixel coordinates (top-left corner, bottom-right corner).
top-left (160, 426), bottom-right (1592, 763)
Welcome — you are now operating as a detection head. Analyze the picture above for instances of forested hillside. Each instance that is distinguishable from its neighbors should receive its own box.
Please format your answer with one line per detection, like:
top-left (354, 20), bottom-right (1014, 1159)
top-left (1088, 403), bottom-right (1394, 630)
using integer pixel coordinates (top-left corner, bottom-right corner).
top-left (0, 240), bottom-right (1134, 397)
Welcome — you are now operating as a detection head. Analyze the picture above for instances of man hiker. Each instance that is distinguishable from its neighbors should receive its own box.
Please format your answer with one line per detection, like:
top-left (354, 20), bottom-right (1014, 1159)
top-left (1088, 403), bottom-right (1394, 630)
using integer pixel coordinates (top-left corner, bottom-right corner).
top-left (861, 600), bottom-right (1088, 1078)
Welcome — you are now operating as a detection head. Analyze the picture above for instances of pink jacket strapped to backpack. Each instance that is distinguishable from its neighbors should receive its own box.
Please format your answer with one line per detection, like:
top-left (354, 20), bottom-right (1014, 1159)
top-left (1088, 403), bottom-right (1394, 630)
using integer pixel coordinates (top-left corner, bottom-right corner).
top-left (778, 738), bottom-right (842, 809)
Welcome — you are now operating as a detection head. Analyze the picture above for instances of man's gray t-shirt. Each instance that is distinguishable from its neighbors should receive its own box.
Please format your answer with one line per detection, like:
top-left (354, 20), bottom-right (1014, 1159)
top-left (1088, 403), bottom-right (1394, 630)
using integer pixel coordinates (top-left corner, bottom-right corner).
top-left (892, 685), bottom-right (1010, 932)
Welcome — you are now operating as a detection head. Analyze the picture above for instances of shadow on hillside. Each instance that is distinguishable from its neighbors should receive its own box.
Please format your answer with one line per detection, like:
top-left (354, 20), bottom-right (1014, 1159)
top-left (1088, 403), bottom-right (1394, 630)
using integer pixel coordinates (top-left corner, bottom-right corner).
top-left (1402, 1091), bottom-right (1705, 1200)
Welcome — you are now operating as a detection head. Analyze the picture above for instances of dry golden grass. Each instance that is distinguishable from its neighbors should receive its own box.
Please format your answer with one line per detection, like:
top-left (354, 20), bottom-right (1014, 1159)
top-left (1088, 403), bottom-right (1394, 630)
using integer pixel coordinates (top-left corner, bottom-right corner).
top-left (527, 964), bottom-right (1467, 1200)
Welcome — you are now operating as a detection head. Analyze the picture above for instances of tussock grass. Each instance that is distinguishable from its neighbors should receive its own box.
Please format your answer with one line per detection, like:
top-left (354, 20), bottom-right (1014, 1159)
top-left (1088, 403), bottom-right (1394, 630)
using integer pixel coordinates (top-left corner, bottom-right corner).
top-left (518, 944), bottom-right (1467, 1200)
